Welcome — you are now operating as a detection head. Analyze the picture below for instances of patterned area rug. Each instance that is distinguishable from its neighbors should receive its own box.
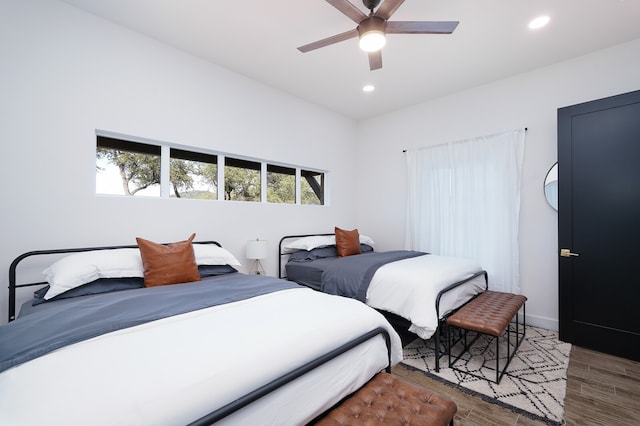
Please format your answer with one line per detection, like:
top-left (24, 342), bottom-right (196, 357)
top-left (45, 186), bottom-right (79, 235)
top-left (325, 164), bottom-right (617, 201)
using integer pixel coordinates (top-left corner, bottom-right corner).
top-left (401, 326), bottom-right (571, 425)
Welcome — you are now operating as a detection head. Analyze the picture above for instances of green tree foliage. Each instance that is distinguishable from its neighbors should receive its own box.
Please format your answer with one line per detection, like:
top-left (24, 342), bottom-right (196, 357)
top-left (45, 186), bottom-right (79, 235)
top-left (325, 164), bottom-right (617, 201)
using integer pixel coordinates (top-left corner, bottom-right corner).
top-left (169, 159), bottom-right (195, 198)
top-left (199, 163), bottom-right (218, 191)
top-left (192, 163), bottom-right (218, 200)
top-left (267, 172), bottom-right (295, 203)
top-left (224, 166), bottom-right (260, 201)
top-left (98, 149), bottom-right (215, 198)
top-left (97, 148), bottom-right (160, 196)
top-left (301, 175), bottom-right (323, 205)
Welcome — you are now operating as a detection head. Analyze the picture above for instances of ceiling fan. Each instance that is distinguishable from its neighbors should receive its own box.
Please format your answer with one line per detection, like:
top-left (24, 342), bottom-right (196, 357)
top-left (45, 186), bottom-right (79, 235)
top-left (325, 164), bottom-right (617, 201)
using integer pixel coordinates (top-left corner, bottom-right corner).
top-left (298, 0), bottom-right (459, 71)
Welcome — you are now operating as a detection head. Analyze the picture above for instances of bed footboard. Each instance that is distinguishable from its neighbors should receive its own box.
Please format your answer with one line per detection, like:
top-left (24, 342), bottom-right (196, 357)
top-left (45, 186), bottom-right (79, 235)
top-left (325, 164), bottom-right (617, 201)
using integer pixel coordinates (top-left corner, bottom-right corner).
top-left (188, 326), bottom-right (393, 425)
top-left (433, 270), bottom-right (488, 372)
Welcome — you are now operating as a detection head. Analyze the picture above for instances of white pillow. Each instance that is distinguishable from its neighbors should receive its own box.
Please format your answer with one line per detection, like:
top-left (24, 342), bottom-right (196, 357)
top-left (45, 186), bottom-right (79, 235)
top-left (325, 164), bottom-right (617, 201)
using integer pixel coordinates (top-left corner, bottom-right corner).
top-left (193, 244), bottom-right (241, 266)
top-left (42, 248), bottom-right (144, 300)
top-left (284, 234), bottom-right (375, 251)
top-left (359, 234), bottom-right (376, 246)
top-left (284, 235), bottom-right (335, 252)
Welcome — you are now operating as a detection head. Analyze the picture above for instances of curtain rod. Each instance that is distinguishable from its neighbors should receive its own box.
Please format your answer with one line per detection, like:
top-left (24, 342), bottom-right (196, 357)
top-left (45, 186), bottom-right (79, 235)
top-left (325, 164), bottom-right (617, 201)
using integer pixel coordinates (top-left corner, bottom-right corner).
top-left (402, 127), bottom-right (528, 152)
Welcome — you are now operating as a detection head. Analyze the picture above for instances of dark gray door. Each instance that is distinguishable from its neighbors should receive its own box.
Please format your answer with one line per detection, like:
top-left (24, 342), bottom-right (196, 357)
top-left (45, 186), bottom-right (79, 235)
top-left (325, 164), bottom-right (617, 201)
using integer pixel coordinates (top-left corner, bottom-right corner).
top-left (558, 90), bottom-right (640, 361)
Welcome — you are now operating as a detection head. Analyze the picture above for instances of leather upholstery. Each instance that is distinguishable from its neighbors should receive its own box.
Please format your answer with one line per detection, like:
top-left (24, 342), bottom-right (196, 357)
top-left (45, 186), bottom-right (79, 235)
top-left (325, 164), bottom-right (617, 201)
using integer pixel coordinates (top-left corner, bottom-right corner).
top-left (334, 227), bottom-right (362, 258)
top-left (316, 372), bottom-right (456, 426)
top-left (446, 291), bottom-right (527, 337)
top-left (136, 233), bottom-right (200, 287)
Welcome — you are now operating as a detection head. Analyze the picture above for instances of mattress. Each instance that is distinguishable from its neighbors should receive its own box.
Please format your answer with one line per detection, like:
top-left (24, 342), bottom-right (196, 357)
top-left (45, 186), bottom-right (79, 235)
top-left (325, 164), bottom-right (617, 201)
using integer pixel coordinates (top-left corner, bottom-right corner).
top-left (367, 255), bottom-right (486, 339)
top-left (284, 259), bottom-right (326, 290)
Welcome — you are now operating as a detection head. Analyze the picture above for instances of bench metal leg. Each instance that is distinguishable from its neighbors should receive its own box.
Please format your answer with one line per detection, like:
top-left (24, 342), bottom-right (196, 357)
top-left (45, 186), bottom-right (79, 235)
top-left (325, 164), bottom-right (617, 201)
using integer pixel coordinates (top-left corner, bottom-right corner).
top-left (497, 330), bottom-right (502, 384)
top-left (496, 303), bottom-right (526, 384)
top-left (435, 324), bottom-right (441, 372)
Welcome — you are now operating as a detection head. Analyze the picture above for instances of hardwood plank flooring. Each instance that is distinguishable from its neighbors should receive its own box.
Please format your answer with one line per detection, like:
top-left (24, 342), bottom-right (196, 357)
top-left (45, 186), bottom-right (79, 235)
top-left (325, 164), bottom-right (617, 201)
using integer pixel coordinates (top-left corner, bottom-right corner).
top-left (392, 345), bottom-right (640, 425)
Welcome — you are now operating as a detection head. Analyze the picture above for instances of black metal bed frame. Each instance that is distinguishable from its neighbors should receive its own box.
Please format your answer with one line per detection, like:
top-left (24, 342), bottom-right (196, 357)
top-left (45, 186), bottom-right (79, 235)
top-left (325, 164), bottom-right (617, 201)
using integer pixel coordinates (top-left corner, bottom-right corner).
top-left (277, 233), bottom-right (488, 372)
top-left (278, 233), bottom-right (335, 279)
top-left (6, 242), bottom-right (394, 425)
top-left (8, 241), bottom-right (222, 322)
top-left (189, 327), bottom-right (392, 425)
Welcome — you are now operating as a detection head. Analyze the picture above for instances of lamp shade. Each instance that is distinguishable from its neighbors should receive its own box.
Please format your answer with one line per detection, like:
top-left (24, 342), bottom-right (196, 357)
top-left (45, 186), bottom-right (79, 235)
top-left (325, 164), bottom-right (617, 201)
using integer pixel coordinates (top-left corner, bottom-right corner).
top-left (246, 239), bottom-right (268, 260)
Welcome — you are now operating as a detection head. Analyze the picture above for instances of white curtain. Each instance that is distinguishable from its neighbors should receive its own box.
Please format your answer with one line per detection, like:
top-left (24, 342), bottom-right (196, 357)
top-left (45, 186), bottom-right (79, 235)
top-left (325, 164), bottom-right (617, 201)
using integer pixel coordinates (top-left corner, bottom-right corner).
top-left (405, 129), bottom-right (526, 293)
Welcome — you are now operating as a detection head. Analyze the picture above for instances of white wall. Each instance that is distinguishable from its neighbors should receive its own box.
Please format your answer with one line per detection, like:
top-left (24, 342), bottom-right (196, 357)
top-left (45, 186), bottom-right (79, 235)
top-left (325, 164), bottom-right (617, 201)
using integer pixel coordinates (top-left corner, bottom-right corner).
top-left (356, 38), bottom-right (640, 330)
top-left (0, 0), bottom-right (359, 323)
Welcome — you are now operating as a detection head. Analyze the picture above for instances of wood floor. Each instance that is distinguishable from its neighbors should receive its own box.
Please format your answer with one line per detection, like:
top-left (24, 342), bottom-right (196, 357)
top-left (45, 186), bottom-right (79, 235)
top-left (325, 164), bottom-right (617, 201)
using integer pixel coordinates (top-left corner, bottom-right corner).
top-left (392, 345), bottom-right (640, 425)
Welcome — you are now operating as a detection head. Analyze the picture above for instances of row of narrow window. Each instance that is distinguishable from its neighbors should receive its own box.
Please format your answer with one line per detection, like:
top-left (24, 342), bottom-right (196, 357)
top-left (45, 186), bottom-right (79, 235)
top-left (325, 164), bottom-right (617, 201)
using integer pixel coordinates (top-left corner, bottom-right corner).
top-left (96, 136), bottom-right (325, 205)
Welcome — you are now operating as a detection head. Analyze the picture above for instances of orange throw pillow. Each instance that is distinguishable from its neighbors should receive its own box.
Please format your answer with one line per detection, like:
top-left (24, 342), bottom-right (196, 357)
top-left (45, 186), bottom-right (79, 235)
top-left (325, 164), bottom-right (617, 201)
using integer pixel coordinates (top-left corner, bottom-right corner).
top-left (136, 233), bottom-right (201, 287)
top-left (335, 227), bottom-right (362, 258)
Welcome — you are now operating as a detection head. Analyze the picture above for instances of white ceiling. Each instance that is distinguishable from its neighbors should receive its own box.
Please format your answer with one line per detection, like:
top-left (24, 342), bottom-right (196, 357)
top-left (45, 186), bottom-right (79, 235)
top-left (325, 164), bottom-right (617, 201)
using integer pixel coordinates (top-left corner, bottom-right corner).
top-left (61, 0), bottom-right (640, 120)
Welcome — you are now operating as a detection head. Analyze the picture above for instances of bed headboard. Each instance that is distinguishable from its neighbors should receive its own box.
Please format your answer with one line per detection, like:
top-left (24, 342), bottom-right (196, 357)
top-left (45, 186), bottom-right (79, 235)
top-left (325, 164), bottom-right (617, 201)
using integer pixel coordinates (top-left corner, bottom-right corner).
top-left (277, 233), bottom-right (334, 279)
top-left (8, 241), bottom-right (221, 322)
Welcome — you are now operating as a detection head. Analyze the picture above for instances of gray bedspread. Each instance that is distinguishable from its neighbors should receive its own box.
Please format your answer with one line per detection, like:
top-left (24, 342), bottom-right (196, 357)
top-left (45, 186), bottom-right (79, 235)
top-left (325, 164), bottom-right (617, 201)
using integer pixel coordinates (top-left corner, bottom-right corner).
top-left (321, 251), bottom-right (425, 301)
top-left (0, 274), bottom-right (300, 373)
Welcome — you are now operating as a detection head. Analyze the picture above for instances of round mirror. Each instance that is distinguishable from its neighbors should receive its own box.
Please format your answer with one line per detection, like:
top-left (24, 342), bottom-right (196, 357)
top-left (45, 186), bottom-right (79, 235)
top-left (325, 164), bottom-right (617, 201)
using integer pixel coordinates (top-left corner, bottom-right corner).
top-left (544, 163), bottom-right (558, 211)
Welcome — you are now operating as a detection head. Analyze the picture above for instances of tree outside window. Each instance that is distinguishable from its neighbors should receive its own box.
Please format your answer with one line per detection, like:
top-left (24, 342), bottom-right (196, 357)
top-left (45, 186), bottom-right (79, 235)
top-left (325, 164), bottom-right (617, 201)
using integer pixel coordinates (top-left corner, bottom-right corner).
top-left (301, 170), bottom-right (324, 205)
top-left (169, 149), bottom-right (217, 199)
top-left (267, 165), bottom-right (295, 204)
top-left (224, 157), bottom-right (260, 202)
top-left (96, 137), bottom-right (161, 196)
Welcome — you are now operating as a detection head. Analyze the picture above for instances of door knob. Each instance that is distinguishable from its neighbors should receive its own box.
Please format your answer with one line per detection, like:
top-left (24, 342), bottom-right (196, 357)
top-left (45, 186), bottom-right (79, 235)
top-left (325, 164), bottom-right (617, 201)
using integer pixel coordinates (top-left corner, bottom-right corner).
top-left (560, 248), bottom-right (580, 257)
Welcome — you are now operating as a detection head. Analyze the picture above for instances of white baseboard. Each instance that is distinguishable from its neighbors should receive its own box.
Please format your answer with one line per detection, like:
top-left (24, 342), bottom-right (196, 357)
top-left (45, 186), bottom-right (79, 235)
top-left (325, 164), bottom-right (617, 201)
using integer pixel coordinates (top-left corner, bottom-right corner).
top-left (519, 313), bottom-right (559, 332)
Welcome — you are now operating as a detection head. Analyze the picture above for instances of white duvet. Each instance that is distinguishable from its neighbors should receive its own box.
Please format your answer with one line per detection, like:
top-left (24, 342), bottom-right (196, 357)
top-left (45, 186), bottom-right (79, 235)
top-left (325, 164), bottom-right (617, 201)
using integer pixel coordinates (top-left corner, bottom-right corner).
top-left (0, 288), bottom-right (402, 425)
top-left (366, 255), bottom-right (486, 339)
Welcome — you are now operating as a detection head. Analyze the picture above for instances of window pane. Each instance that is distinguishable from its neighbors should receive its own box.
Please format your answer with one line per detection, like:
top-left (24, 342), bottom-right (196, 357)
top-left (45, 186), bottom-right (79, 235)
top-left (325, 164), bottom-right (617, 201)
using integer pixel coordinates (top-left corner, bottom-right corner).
top-left (267, 165), bottom-right (295, 204)
top-left (169, 149), bottom-right (217, 199)
top-left (96, 137), bottom-right (160, 196)
top-left (224, 158), bottom-right (260, 201)
top-left (301, 170), bottom-right (324, 205)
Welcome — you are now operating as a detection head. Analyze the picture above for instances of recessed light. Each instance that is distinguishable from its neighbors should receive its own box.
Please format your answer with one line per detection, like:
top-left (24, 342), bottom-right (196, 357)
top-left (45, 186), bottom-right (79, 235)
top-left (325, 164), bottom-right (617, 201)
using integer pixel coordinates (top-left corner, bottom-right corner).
top-left (363, 85), bottom-right (375, 92)
top-left (528, 15), bottom-right (550, 30)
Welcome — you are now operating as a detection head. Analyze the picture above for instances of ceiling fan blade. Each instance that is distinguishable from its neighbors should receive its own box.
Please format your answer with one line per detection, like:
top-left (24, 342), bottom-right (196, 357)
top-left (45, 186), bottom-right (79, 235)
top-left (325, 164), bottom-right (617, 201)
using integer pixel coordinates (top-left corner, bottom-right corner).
top-left (368, 50), bottom-right (382, 70)
top-left (326, 0), bottom-right (367, 24)
top-left (374, 0), bottom-right (405, 20)
top-left (297, 28), bottom-right (359, 53)
top-left (386, 21), bottom-right (459, 34)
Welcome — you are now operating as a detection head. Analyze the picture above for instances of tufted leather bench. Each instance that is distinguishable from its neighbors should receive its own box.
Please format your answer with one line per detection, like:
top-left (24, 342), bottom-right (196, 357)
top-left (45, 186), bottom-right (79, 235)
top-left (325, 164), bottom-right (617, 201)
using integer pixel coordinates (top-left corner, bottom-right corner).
top-left (315, 372), bottom-right (457, 426)
top-left (446, 290), bottom-right (527, 384)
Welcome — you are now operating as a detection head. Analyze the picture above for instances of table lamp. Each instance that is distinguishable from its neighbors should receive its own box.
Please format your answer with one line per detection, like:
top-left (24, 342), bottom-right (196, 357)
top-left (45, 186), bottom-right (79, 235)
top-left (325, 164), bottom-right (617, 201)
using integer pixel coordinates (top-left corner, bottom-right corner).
top-left (246, 239), bottom-right (267, 275)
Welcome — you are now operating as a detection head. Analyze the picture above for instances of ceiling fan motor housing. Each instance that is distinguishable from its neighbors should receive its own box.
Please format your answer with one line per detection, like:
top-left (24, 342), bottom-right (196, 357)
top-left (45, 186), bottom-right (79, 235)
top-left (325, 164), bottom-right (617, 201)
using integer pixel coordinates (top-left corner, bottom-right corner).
top-left (362, 0), bottom-right (382, 12)
top-left (358, 16), bottom-right (387, 36)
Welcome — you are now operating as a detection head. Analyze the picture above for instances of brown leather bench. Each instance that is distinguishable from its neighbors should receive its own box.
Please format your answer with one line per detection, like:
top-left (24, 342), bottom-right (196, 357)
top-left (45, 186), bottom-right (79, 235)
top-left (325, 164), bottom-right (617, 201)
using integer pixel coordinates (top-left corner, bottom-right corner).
top-left (315, 372), bottom-right (457, 426)
top-left (446, 290), bottom-right (527, 384)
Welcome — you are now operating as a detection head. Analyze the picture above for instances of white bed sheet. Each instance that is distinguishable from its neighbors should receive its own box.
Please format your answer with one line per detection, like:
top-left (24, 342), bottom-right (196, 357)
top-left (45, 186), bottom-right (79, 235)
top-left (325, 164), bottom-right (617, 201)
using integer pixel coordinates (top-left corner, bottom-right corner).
top-left (366, 255), bottom-right (486, 339)
top-left (0, 287), bottom-right (402, 425)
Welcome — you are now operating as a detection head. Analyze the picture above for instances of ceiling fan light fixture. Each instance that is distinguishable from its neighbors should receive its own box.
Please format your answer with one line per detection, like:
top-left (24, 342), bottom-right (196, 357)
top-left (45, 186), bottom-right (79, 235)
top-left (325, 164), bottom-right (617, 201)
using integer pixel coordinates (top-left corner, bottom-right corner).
top-left (359, 30), bottom-right (386, 52)
top-left (358, 16), bottom-right (387, 52)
